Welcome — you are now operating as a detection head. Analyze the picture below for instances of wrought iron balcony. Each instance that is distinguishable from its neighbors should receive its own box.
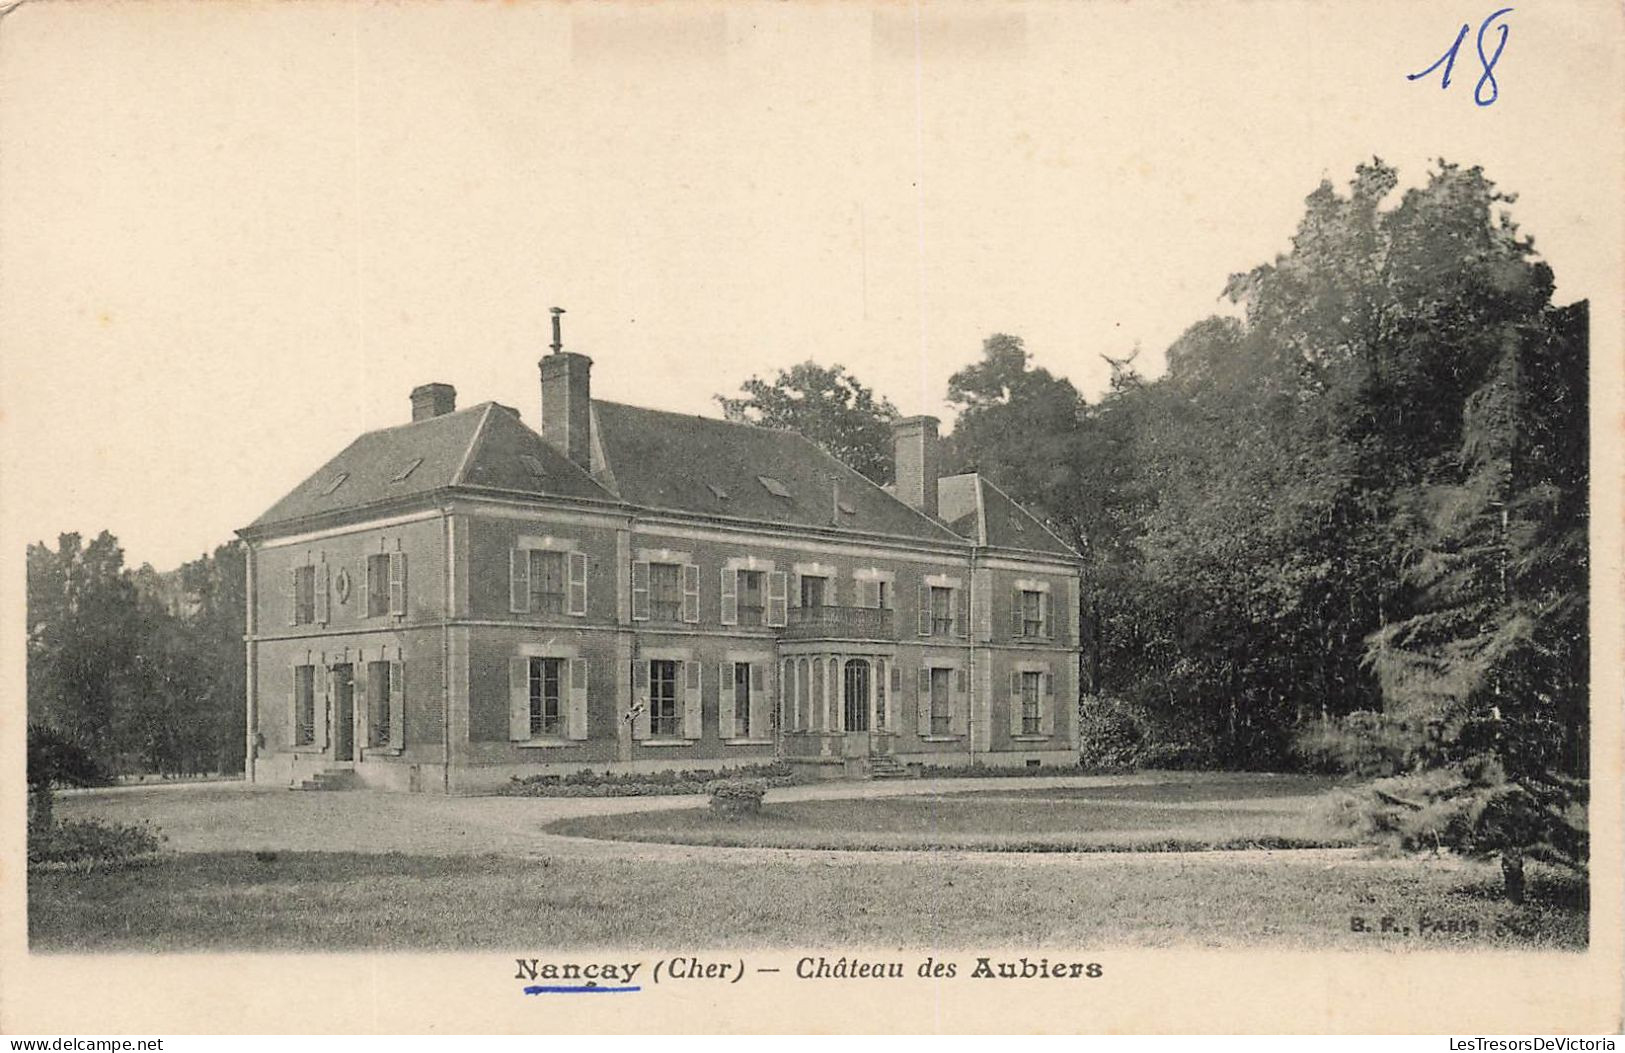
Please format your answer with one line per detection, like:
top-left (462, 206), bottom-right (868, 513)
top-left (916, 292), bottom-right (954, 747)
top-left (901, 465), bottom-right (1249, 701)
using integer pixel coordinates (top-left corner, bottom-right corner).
top-left (781, 604), bottom-right (895, 640)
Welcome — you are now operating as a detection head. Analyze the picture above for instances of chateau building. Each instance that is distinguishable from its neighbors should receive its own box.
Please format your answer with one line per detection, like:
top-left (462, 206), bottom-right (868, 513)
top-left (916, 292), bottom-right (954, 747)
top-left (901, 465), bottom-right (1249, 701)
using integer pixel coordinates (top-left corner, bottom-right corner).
top-left (238, 339), bottom-right (1082, 792)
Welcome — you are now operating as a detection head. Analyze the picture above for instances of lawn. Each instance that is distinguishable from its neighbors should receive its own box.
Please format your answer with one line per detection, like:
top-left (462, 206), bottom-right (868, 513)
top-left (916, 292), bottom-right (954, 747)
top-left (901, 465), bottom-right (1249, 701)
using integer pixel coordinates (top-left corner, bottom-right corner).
top-left (547, 776), bottom-right (1351, 851)
top-left (28, 848), bottom-right (1587, 952)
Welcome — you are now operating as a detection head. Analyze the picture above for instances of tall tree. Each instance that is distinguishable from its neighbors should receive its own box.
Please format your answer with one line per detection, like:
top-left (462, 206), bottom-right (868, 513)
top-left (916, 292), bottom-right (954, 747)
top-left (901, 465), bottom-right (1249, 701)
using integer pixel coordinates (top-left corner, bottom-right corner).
top-left (717, 361), bottom-right (900, 483)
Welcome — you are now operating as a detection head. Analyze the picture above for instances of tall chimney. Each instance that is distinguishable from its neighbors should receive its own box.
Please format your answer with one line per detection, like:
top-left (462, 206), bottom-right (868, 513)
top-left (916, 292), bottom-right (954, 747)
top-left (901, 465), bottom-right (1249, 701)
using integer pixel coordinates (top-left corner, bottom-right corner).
top-left (892, 415), bottom-right (940, 519)
top-left (410, 382), bottom-right (457, 421)
top-left (540, 352), bottom-right (593, 470)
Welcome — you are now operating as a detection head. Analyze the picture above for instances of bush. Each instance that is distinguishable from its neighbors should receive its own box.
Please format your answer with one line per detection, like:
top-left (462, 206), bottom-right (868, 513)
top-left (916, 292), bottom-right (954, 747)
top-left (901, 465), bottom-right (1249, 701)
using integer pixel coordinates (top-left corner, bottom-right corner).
top-left (1076, 695), bottom-right (1214, 770)
top-left (499, 762), bottom-right (795, 798)
top-left (706, 778), bottom-right (767, 816)
top-left (1292, 711), bottom-right (1449, 777)
top-left (29, 816), bottom-right (164, 873)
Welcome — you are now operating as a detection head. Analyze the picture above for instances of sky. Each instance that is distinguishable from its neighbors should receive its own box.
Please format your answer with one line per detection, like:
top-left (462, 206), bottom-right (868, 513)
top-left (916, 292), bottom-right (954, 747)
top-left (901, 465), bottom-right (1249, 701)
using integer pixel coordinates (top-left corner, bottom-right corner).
top-left (1, 0), bottom-right (1620, 571)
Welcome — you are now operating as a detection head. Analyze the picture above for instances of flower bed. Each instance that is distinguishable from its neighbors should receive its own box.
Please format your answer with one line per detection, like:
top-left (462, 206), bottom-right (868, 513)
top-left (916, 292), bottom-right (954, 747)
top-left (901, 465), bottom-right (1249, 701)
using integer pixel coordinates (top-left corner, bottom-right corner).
top-left (498, 762), bottom-right (795, 798)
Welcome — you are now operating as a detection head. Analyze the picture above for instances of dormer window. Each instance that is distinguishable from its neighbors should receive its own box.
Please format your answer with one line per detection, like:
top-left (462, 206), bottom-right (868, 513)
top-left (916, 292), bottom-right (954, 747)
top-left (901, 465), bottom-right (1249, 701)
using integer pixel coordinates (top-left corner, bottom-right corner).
top-left (320, 472), bottom-right (349, 496)
top-left (706, 482), bottom-right (730, 500)
top-left (520, 454), bottom-right (548, 480)
top-left (391, 458), bottom-right (424, 483)
top-left (837, 500), bottom-right (857, 516)
top-left (757, 475), bottom-right (791, 499)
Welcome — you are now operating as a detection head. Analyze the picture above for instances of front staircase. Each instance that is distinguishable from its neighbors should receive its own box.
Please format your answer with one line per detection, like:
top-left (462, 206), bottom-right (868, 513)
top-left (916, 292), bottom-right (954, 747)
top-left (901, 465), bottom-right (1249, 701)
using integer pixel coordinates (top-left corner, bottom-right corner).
top-left (290, 768), bottom-right (357, 791)
top-left (866, 754), bottom-right (912, 780)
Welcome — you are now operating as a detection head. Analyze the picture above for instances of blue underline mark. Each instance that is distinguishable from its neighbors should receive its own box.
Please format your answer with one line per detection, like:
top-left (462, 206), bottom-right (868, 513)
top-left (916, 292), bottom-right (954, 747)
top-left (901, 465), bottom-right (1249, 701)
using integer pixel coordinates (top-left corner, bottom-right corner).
top-left (523, 985), bottom-right (642, 995)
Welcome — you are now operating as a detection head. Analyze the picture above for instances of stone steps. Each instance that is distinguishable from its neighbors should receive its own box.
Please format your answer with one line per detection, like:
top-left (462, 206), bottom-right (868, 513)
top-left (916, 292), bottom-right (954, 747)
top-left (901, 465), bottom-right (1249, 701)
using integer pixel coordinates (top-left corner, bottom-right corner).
top-left (867, 755), bottom-right (912, 780)
top-left (290, 769), bottom-right (357, 791)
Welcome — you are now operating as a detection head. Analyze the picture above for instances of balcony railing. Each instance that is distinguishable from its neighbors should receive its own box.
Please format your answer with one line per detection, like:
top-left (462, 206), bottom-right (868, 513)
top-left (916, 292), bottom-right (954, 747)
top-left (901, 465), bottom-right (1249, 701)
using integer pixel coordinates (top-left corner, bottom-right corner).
top-left (782, 604), bottom-right (894, 640)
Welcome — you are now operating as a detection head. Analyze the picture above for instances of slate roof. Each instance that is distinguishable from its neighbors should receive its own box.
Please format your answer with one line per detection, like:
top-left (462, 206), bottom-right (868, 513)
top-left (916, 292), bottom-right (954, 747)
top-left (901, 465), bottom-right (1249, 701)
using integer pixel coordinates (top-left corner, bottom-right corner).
top-left (590, 401), bottom-right (962, 544)
top-left (247, 396), bottom-right (1065, 559)
top-left (938, 472), bottom-right (1078, 559)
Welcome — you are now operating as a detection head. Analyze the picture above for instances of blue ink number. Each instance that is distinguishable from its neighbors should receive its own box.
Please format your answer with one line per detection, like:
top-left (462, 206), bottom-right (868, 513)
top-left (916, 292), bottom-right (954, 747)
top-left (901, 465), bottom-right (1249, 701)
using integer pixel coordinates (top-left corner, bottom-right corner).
top-left (1407, 7), bottom-right (1513, 106)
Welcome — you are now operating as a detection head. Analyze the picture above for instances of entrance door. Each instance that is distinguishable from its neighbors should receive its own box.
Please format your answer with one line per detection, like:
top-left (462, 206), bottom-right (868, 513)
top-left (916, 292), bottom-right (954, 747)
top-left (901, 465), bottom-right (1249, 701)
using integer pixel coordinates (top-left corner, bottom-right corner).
top-left (331, 664), bottom-right (355, 762)
top-left (843, 659), bottom-right (872, 757)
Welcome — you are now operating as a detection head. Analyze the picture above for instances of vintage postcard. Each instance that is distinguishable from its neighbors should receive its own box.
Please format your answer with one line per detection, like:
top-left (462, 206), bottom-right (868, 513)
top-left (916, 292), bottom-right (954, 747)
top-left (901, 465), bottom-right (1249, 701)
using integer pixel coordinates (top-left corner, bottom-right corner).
top-left (1, 0), bottom-right (1620, 1036)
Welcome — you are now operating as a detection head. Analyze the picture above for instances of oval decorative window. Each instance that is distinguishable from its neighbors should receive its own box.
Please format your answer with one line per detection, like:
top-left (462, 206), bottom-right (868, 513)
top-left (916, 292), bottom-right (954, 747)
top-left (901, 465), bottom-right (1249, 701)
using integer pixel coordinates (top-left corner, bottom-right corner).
top-left (334, 567), bottom-right (353, 604)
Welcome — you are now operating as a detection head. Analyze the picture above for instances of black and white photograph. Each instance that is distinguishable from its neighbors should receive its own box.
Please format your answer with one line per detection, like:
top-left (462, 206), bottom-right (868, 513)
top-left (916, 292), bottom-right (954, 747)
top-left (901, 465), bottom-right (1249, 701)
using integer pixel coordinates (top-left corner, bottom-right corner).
top-left (2, 0), bottom-right (1620, 1037)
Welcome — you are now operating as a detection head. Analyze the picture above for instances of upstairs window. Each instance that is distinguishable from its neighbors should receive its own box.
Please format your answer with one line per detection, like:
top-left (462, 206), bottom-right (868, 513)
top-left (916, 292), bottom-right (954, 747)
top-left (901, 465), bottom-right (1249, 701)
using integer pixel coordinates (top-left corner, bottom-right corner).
top-left (929, 586), bottom-right (954, 635)
top-left (633, 560), bottom-right (699, 623)
top-left (510, 545), bottom-right (587, 617)
top-left (290, 564), bottom-right (327, 626)
top-left (799, 574), bottom-right (826, 609)
top-left (737, 570), bottom-right (765, 626)
top-left (1019, 589), bottom-right (1046, 638)
top-left (917, 579), bottom-right (966, 638)
top-left (367, 554), bottom-right (391, 617)
top-left (857, 578), bottom-right (891, 610)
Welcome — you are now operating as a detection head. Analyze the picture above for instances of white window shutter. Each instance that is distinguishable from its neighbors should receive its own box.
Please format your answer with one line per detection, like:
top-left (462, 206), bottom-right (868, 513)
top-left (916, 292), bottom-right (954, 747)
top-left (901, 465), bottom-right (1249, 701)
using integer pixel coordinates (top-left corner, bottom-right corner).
top-left (951, 667), bottom-right (970, 736)
top-left (314, 665), bottom-right (330, 749)
top-left (1012, 589), bottom-right (1024, 637)
top-left (789, 571), bottom-right (801, 608)
top-left (917, 583), bottom-right (930, 636)
top-left (753, 663), bottom-right (771, 741)
top-left (718, 662), bottom-right (736, 739)
top-left (681, 660), bottom-right (702, 739)
top-left (389, 660), bottom-right (405, 750)
top-left (314, 561), bottom-right (331, 625)
top-left (509, 549), bottom-right (529, 613)
top-left (286, 568), bottom-right (299, 626)
top-left (569, 552), bottom-right (588, 616)
top-left (1041, 590), bottom-right (1053, 638)
top-left (956, 586), bottom-right (969, 638)
top-left (509, 657), bottom-right (531, 741)
top-left (1009, 669), bottom-right (1023, 736)
top-left (631, 560), bottom-right (650, 621)
top-left (632, 660), bottom-right (651, 739)
top-left (682, 563), bottom-right (701, 623)
top-left (720, 568), bottom-right (738, 625)
top-left (767, 571), bottom-right (788, 627)
top-left (389, 552), bottom-right (407, 616)
top-left (354, 666), bottom-right (370, 750)
top-left (1041, 669), bottom-right (1056, 736)
top-left (568, 658), bottom-right (589, 740)
top-left (916, 667), bottom-right (932, 736)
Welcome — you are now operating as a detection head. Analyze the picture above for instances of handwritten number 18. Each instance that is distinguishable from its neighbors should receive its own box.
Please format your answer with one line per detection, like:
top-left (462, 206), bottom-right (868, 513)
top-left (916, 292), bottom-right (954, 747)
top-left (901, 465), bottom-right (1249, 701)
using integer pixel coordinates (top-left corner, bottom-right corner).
top-left (1407, 7), bottom-right (1513, 106)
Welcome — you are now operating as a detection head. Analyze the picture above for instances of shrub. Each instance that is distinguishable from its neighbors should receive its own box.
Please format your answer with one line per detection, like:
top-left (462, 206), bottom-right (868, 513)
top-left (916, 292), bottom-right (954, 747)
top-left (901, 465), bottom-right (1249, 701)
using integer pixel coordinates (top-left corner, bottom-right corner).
top-left (706, 778), bottom-right (767, 816)
top-left (29, 816), bottom-right (164, 873)
top-left (1291, 711), bottom-right (1449, 777)
top-left (1076, 694), bottom-right (1213, 770)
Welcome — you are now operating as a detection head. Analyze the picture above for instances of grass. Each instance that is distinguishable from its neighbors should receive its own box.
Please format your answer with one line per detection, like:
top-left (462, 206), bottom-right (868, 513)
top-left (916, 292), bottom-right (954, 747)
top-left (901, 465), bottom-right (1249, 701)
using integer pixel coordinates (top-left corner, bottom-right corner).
top-left (547, 778), bottom-right (1353, 852)
top-left (29, 848), bottom-right (1586, 951)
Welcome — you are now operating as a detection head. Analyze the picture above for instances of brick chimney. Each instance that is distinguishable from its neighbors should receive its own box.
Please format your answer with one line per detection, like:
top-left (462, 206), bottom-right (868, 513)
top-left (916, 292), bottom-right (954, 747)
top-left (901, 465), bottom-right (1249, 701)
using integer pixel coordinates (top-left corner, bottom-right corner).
top-left (539, 352), bottom-right (593, 470)
top-left (892, 415), bottom-right (940, 519)
top-left (410, 382), bottom-right (457, 421)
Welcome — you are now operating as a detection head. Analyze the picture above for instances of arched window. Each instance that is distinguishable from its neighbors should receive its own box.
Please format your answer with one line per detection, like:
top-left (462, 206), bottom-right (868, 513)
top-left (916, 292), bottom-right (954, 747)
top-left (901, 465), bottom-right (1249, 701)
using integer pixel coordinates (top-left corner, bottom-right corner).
top-left (843, 659), bottom-right (871, 733)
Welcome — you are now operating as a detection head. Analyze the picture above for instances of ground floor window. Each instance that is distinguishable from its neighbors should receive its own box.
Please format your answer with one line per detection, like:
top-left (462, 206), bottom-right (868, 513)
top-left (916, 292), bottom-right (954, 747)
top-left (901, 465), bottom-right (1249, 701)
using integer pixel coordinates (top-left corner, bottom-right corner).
top-left (1021, 670), bottom-right (1042, 735)
top-left (368, 661), bottom-right (393, 747)
top-left (650, 659), bottom-right (679, 738)
top-left (734, 661), bottom-right (752, 738)
top-left (294, 665), bottom-right (316, 746)
top-left (843, 659), bottom-right (871, 732)
top-left (529, 656), bottom-right (564, 737)
top-left (930, 667), bottom-right (952, 736)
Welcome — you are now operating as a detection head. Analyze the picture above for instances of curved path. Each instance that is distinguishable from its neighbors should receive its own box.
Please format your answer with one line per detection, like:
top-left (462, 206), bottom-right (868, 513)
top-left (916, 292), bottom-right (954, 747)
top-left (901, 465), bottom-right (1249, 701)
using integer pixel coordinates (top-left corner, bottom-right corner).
top-left (53, 771), bottom-right (1403, 871)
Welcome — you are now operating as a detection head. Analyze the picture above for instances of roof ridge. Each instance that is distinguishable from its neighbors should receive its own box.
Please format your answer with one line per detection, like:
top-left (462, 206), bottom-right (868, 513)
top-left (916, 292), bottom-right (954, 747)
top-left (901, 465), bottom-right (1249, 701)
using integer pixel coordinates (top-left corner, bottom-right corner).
top-left (451, 403), bottom-right (498, 486)
top-left (594, 399), bottom-right (819, 442)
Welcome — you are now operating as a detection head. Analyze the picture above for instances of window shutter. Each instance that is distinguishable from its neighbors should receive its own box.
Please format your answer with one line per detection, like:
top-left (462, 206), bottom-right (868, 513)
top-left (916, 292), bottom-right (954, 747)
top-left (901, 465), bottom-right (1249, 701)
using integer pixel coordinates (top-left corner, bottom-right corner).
top-left (509, 549), bottom-right (529, 613)
top-left (315, 561), bottom-right (331, 625)
top-left (1011, 589), bottom-right (1024, 637)
top-left (1009, 670), bottom-right (1023, 736)
top-left (789, 572), bottom-right (801, 608)
top-left (720, 568), bottom-right (738, 625)
top-left (875, 658), bottom-right (889, 730)
top-left (1041, 591), bottom-right (1053, 639)
top-left (568, 551), bottom-right (588, 616)
top-left (631, 560), bottom-right (650, 621)
top-left (916, 667), bottom-right (931, 736)
top-left (917, 582), bottom-right (930, 636)
top-left (389, 660), bottom-right (405, 750)
top-left (752, 663), bottom-right (771, 741)
top-left (951, 668), bottom-right (970, 736)
top-left (632, 661), bottom-right (651, 740)
top-left (389, 552), bottom-right (407, 616)
top-left (286, 568), bottom-right (299, 626)
top-left (287, 663), bottom-right (300, 748)
top-left (956, 586), bottom-right (969, 638)
top-left (681, 660), bottom-right (702, 738)
top-left (314, 664), bottom-right (330, 749)
top-left (509, 657), bottom-right (530, 741)
top-left (568, 658), bottom-right (589, 740)
top-left (767, 570), bottom-right (788, 627)
top-left (682, 563), bottom-right (701, 623)
top-left (1041, 669), bottom-right (1056, 736)
top-left (718, 663), bottom-right (736, 739)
